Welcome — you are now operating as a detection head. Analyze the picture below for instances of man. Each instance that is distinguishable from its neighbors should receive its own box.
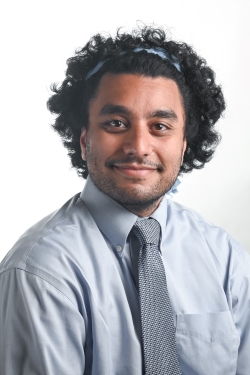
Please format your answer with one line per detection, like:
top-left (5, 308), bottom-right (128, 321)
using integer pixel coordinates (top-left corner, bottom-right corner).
top-left (0, 26), bottom-right (249, 375)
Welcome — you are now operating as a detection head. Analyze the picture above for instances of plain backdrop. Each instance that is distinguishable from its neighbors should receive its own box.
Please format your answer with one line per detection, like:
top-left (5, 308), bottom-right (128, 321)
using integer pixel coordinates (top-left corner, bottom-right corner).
top-left (1, 0), bottom-right (249, 261)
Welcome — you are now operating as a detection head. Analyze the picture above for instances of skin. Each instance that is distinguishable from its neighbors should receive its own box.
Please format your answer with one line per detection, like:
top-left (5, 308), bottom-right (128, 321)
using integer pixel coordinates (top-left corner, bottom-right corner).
top-left (80, 73), bottom-right (187, 217)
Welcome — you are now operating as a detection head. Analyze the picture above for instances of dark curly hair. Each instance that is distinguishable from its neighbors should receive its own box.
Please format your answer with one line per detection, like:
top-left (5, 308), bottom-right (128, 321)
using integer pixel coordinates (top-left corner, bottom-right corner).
top-left (47, 26), bottom-right (225, 179)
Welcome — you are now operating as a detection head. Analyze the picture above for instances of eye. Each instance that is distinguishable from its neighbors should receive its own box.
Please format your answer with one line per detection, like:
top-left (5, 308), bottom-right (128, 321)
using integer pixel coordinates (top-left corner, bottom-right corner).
top-left (153, 123), bottom-right (170, 131)
top-left (109, 120), bottom-right (126, 128)
top-left (102, 119), bottom-right (127, 132)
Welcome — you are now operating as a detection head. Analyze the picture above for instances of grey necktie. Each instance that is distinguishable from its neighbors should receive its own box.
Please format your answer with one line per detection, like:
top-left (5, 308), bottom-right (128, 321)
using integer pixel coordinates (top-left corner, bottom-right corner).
top-left (133, 218), bottom-right (182, 375)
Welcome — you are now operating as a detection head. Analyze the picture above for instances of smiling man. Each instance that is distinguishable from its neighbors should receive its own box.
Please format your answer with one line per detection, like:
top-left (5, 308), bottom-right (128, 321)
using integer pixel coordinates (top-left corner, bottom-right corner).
top-left (0, 26), bottom-right (250, 375)
top-left (82, 74), bottom-right (186, 217)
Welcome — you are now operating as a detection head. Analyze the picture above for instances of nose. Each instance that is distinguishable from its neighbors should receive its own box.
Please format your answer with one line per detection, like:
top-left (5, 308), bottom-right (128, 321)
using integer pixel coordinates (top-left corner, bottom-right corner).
top-left (122, 124), bottom-right (153, 157)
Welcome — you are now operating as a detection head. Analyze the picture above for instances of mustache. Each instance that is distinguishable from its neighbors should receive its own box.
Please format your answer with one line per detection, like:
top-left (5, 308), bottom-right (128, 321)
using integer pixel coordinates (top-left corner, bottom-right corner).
top-left (105, 156), bottom-right (164, 171)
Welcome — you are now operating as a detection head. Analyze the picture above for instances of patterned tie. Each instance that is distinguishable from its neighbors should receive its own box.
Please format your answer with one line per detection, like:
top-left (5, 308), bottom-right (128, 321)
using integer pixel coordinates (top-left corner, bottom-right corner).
top-left (133, 218), bottom-right (182, 375)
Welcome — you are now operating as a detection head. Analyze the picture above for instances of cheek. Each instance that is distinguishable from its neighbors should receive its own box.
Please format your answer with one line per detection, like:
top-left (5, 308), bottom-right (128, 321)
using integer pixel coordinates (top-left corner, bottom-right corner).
top-left (95, 134), bottom-right (123, 156)
top-left (87, 134), bottom-right (115, 163)
top-left (159, 140), bottom-right (180, 155)
top-left (157, 139), bottom-right (186, 162)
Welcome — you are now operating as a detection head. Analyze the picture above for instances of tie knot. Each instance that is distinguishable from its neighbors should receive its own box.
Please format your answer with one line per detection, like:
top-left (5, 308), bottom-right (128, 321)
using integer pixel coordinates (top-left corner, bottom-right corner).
top-left (133, 218), bottom-right (161, 246)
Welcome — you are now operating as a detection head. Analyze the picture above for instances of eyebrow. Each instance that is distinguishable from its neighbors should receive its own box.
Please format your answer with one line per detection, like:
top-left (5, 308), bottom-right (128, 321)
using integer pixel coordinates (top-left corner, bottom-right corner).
top-left (100, 104), bottom-right (178, 121)
top-left (147, 110), bottom-right (178, 121)
top-left (100, 104), bottom-right (130, 116)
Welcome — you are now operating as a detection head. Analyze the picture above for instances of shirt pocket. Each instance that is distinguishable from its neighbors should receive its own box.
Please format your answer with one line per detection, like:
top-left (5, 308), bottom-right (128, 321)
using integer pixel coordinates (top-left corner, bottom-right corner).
top-left (175, 311), bottom-right (240, 375)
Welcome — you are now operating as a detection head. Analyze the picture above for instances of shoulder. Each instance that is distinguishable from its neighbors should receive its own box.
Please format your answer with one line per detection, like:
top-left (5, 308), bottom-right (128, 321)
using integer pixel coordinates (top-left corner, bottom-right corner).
top-left (167, 200), bottom-right (250, 298)
top-left (168, 199), bottom-right (219, 226)
top-left (167, 199), bottom-right (248, 262)
top-left (0, 193), bottom-right (94, 282)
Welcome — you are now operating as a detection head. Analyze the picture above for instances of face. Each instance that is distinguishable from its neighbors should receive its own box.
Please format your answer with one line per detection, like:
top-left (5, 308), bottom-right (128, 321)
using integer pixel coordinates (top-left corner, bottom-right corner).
top-left (80, 73), bottom-right (186, 216)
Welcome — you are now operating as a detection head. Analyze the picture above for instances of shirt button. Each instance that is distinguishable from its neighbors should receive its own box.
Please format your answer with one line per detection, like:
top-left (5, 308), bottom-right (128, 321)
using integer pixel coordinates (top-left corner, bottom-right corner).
top-left (117, 245), bottom-right (122, 252)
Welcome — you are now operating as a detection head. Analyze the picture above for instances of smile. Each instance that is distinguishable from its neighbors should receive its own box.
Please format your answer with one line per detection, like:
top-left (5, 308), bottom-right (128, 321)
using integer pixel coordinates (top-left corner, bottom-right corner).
top-left (113, 165), bottom-right (157, 177)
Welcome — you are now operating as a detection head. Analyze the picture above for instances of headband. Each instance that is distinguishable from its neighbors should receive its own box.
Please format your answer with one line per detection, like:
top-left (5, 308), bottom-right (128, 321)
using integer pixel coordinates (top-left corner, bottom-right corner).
top-left (85, 47), bottom-right (182, 80)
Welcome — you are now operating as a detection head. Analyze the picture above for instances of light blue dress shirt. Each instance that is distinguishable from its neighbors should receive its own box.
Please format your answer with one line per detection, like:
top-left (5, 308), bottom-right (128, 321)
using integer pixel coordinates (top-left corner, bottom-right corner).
top-left (0, 177), bottom-right (249, 375)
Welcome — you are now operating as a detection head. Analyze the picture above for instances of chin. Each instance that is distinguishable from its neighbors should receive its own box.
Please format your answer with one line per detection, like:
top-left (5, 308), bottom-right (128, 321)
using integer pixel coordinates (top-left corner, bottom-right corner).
top-left (108, 185), bottom-right (164, 205)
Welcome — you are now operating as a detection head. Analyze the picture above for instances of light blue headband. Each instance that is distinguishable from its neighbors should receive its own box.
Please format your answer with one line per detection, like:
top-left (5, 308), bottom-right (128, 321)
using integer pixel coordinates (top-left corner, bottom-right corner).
top-left (85, 47), bottom-right (182, 80)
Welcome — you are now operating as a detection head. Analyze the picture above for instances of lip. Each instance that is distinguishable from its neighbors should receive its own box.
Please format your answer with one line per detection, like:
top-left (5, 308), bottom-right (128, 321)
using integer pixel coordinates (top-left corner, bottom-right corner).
top-left (113, 164), bottom-right (157, 177)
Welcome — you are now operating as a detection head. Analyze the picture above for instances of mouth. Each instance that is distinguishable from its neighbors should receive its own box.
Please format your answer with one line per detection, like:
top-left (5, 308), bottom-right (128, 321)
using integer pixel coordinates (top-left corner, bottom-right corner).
top-left (113, 164), bottom-right (158, 177)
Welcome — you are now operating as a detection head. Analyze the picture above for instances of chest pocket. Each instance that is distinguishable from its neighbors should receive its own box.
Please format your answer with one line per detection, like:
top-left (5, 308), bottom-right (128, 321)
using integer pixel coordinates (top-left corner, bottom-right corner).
top-left (175, 311), bottom-right (240, 375)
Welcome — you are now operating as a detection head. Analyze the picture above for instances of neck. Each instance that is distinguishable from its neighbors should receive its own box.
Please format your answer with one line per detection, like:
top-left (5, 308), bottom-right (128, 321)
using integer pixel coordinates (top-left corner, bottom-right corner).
top-left (120, 196), bottom-right (163, 217)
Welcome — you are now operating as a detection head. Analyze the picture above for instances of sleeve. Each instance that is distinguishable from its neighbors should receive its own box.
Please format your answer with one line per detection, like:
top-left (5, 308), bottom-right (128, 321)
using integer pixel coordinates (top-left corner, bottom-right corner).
top-left (0, 268), bottom-right (86, 375)
top-left (227, 246), bottom-right (250, 375)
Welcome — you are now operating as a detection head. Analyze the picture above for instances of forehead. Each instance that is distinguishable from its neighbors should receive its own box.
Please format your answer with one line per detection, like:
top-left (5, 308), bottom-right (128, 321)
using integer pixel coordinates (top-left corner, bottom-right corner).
top-left (89, 73), bottom-right (185, 119)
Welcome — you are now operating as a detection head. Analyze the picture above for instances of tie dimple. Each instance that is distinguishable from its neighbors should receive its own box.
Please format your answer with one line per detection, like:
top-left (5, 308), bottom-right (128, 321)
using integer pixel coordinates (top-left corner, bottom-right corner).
top-left (133, 218), bottom-right (160, 246)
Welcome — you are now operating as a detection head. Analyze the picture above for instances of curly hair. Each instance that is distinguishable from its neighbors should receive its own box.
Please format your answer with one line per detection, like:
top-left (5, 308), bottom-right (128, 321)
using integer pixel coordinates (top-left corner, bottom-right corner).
top-left (47, 26), bottom-right (225, 179)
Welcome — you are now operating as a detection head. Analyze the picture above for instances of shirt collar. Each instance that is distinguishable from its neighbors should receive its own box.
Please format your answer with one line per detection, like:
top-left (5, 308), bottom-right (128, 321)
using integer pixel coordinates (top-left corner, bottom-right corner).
top-left (80, 177), bottom-right (168, 256)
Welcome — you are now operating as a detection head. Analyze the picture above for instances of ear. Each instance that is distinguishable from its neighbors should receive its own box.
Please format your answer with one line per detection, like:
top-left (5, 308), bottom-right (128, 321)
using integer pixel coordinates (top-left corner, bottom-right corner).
top-left (80, 129), bottom-right (87, 161)
top-left (181, 139), bottom-right (187, 164)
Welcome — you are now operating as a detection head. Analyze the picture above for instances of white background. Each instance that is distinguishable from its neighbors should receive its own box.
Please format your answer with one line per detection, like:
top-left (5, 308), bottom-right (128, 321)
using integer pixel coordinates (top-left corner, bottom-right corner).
top-left (1, 0), bottom-right (249, 261)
